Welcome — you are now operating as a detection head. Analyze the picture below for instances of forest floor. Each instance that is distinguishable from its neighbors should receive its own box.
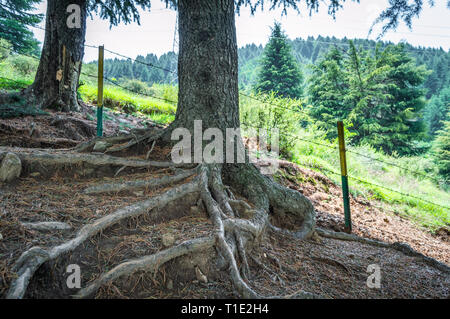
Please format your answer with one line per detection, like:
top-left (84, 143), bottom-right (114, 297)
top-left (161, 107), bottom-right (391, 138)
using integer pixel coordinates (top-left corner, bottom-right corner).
top-left (0, 106), bottom-right (448, 299)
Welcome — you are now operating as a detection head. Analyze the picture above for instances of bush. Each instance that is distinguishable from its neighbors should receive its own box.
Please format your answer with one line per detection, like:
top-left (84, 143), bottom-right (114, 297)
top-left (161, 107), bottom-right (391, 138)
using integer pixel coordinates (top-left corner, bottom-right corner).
top-left (240, 91), bottom-right (309, 157)
top-left (10, 55), bottom-right (38, 76)
top-left (120, 79), bottom-right (148, 94)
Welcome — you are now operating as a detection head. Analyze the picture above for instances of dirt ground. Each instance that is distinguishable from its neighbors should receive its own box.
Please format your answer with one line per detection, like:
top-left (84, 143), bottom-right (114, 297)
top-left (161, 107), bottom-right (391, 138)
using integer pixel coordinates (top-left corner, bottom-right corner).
top-left (0, 109), bottom-right (448, 299)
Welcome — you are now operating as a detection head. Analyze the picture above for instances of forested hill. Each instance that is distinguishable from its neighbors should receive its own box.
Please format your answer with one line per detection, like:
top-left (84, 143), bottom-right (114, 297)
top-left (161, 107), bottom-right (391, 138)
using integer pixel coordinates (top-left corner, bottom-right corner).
top-left (98, 35), bottom-right (449, 98)
top-left (238, 36), bottom-right (449, 97)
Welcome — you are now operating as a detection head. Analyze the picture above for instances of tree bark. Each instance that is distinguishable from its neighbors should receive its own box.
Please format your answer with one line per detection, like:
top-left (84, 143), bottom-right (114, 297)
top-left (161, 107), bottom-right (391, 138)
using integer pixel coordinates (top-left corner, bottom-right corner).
top-left (171, 0), bottom-right (240, 132)
top-left (27, 0), bottom-right (87, 112)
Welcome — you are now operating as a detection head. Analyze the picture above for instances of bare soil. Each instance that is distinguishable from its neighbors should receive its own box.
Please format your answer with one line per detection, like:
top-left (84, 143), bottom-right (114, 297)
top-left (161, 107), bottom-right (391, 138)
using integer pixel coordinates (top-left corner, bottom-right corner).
top-left (0, 109), bottom-right (448, 299)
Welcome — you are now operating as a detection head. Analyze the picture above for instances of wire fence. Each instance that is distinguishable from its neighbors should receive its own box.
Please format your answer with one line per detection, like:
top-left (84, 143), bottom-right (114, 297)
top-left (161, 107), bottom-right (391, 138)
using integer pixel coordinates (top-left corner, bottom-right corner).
top-left (1, 44), bottom-right (448, 212)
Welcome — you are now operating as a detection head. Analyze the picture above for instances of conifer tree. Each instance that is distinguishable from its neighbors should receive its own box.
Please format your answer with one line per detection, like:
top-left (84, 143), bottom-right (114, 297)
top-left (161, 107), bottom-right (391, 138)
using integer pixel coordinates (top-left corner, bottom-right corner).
top-left (0, 0), bottom-right (43, 55)
top-left (433, 115), bottom-right (450, 181)
top-left (255, 22), bottom-right (303, 99)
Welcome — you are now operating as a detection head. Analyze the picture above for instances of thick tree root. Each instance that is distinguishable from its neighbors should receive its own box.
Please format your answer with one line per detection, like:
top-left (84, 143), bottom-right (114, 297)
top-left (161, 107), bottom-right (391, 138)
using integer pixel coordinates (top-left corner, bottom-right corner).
top-left (83, 169), bottom-right (196, 194)
top-left (0, 147), bottom-right (177, 169)
top-left (74, 237), bottom-right (215, 298)
top-left (21, 221), bottom-right (72, 231)
top-left (316, 228), bottom-right (450, 273)
top-left (6, 180), bottom-right (199, 299)
top-left (5, 128), bottom-right (319, 299)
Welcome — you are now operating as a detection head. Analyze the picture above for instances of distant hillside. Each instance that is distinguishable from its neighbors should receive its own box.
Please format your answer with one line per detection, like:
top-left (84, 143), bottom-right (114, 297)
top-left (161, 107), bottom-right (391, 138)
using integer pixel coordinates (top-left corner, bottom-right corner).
top-left (93, 36), bottom-right (449, 99)
top-left (238, 36), bottom-right (449, 98)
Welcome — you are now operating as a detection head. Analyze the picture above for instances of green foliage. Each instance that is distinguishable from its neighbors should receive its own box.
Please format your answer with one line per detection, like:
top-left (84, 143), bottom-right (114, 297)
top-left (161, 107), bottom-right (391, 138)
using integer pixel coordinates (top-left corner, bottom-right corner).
top-left (0, 40), bottom-right (37, 84)
top-left (0, 0), bottom-right (43, 55)
top-left (424, 87), bottom-right (450, 137)
top-left (97, 51), bottom-right (177, 85)
top-left (0, 39), bottom-right (12, 61)
top-left (0, 92), bottom-right (47, 118)
top-left (78, 82), bottom-right (176, 121)
top-left (120, 78), bottom-right (149, 94)
top-left (255, 22), bottom-right (304, 99)
top-left (240, 91), bottom-right (309, 157)
top-left (433, 116), bottom-right (450, 181)
top-left (308, 41), bottom-right (429, 155)
top-left (9, 54), bottom-right (37, 76)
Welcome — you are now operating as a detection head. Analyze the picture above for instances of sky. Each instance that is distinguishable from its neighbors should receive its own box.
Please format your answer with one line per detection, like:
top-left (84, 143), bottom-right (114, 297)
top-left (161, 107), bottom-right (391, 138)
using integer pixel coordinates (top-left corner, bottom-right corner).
top-left (31, 0), bottom-right (450, 62)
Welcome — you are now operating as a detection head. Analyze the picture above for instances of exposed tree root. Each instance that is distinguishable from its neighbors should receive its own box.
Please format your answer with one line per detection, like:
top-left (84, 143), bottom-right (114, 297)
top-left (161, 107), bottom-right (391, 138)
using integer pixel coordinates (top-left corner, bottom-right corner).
top-left (4, 129), bottom-right (327, 299)
top-left (0, 147), bottom-right (192, 180)
top-left (21, 221), bottom-right (72, 231)
top-left (6, 180), bottom-right (199, 299)
top-left (83, 169), bottom-right (196, 194)
top-left (316, 228), bottom-right (450, 273)
top-left (73, 237), bottom-right (215, 298)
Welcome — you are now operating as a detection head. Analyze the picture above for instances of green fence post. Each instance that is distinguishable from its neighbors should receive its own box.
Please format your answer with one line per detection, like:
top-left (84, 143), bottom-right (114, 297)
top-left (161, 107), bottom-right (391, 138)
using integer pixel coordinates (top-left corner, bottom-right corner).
top-left (97, 45), bottom-right (104, 137)
top-left (337, 121), bottom-right (351, 233)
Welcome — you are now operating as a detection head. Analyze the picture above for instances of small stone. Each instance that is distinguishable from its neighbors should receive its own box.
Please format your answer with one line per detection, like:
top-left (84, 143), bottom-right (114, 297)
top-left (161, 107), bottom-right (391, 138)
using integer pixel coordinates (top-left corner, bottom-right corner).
top-left (195, 266), bottom-right (208, 283)
top-left (166, 279), bottom-right (173, 290)
top-left (162, 233), bottom-right (175, 247)
top-left (0, 152), bottom-right (22, 183)
top-left (93, 141), bottom-right (111, 152)
top-left (0, 233), bottom-right (3, 241)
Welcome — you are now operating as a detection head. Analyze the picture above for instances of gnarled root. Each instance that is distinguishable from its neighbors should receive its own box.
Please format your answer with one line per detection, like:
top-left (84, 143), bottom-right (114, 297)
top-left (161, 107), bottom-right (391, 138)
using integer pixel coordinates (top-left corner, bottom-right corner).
top-left (7, 126), bottom-right (318, 299)
top-left (6, 179), bottom-right (199, 299)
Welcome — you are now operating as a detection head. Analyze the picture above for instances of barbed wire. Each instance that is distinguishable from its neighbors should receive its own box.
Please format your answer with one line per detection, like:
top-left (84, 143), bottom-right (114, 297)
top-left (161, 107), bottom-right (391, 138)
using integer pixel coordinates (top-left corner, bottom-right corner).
top-left (0, 44), bottom-right (445, 188)
top-left (85, 44), bottom-right (176, 74)
top-left (241, 121), bottom-right (449, 211)
top-left (80, 72), bottom-right (178, 108)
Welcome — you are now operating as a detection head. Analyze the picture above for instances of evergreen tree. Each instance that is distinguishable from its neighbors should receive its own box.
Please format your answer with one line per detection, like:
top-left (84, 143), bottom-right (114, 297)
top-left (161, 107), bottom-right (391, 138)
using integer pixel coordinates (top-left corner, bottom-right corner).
top-left (424, 87), bottom-right (450, 137)
top-left (433, 115), bottom-right (450, 181)
top-left (308, 46), bottom-right (349, 136)
top-left (309, 41), bottom-right (429, 155)
top-left (255, 22), bottom-right (303, 99)
top-left (0, 0), bottom-right (43, 55)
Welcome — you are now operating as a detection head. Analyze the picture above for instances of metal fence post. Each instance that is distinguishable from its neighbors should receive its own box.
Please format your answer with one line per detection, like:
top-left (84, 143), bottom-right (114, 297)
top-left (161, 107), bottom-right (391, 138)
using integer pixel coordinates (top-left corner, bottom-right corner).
top-left (337, 121), bottom-right (352, 233)
top-left (97, 45), bottom-right (104, 137)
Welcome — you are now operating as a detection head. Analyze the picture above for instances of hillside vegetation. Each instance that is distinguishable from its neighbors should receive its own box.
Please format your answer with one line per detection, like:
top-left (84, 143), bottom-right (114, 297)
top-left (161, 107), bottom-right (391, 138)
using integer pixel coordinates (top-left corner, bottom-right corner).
top-left (0, 37), bottom-right (449, 233)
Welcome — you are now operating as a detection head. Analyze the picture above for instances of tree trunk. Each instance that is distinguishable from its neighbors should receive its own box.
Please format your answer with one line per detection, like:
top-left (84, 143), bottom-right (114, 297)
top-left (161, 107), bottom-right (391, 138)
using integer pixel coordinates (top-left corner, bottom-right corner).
top-left (27, 0), bottom-right (87, 112)
top-left (172, 0), bottom-right (240, 133)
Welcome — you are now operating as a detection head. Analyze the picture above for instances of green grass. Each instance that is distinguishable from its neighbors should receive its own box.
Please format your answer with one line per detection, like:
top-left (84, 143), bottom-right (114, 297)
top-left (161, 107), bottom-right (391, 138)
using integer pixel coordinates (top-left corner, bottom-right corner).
top-left (78, 83), bottom-right (176, 121)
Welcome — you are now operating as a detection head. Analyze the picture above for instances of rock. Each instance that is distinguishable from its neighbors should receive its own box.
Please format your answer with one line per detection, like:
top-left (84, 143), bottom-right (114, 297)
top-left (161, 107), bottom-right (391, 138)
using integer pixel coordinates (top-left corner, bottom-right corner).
top-left (21, 221), bottom-right (72, 231)
top-left (162, 233), bottom-right (175, 247)
top-left (93, 141), bottom-right (111, 152)
top-left (0, 152), bottom-right (22, 183)
top-left (195, 266), bottom-right (208, 283)
top-left (0, 233), bottom-right (3, 241)
top-left (30, 172), bottom-right (41, 178)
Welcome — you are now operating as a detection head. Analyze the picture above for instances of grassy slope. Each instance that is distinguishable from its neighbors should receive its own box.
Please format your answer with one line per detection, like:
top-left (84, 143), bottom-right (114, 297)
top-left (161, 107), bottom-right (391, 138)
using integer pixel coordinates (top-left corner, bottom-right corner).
top-left (1, 60), bottom-right (448, 232)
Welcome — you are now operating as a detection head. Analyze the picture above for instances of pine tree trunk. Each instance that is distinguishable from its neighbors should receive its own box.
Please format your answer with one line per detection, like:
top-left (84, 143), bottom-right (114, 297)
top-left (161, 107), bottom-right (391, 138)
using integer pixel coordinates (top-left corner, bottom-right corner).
top-left (172, 0), bottom-right (240, 133)
top-left (28, 0), bottom-right (87, 112)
